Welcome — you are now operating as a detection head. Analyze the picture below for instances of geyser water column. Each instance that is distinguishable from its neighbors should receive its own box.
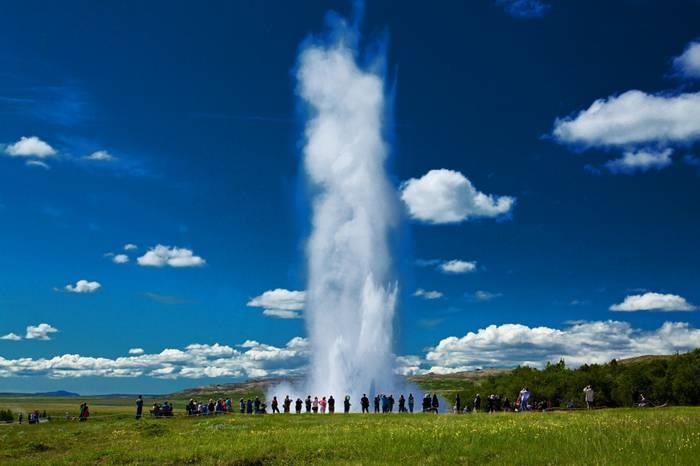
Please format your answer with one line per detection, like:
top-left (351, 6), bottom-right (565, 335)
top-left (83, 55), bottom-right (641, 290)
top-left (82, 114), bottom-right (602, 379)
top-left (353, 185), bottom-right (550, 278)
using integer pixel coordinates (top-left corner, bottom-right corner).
top-left (297, 19), bottom-right (400, 403)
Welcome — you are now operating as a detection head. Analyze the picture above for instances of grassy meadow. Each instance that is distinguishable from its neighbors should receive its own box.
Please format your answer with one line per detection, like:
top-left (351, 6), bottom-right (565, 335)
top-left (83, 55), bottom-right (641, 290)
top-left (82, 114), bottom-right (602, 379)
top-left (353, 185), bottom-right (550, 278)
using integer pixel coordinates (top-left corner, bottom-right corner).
top-left (1, 396), bottom-right (699, 465)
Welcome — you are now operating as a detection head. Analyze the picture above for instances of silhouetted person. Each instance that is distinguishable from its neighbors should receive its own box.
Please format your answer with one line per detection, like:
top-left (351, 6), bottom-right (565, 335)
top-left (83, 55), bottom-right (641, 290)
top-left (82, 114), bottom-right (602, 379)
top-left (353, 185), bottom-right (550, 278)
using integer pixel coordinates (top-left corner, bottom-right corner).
top-left (305, 396), bottom-right (312, 413)
top-left (408, 393), bottom-right (414, 413)
top-left (388, 395), bottom-right (395, 413)
top-left (295, 398), bottom-right (303, 414)
top-left (246, 399), bottom-right (253, 414)
top-left (344, 395), bottom-right (351, 413)
top-left (254, 397), bottom-right (261, 414)
top-left (455, 394), bottom-right (461, 414)
top-left (271, 396), bottom-right (280, 414)
top-left (135, 395), bottom-right (143, 420)
top-left (374, 395), bottom-right (380, 413)
top-left (361, 394), bottom-right (370, 413)
top-left (328, 395), bottom-right (335, 414)
top-left (398, 395), bottom-right (405, 413)
top-left (474, 394), bottom-right (481, 412)
top-left (283, 396), bottom-right (291, 413)
top-left (431, 393), bottom-right (439, 414)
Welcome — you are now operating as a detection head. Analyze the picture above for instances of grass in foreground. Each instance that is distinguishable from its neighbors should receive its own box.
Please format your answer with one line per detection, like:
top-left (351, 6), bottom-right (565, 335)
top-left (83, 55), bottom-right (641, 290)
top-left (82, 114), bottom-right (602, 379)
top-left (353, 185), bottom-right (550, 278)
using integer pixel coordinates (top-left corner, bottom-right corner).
top-left (1, 403), bottom-right (699, 465)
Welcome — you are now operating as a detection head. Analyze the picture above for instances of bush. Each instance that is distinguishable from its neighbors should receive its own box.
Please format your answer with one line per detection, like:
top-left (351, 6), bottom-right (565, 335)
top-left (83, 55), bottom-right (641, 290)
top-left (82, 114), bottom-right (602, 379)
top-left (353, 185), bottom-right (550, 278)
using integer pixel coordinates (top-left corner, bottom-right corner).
top-left (0, 409), bottom-right (14, 423)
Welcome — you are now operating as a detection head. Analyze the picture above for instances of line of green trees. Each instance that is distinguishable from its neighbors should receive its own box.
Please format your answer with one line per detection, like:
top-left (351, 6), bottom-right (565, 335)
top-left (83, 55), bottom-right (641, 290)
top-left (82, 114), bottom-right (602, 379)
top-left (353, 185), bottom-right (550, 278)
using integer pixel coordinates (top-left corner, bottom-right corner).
top-left (436, 349), bottom-right (700, 409)
top-left (0, 409), bottom-right (14, 423)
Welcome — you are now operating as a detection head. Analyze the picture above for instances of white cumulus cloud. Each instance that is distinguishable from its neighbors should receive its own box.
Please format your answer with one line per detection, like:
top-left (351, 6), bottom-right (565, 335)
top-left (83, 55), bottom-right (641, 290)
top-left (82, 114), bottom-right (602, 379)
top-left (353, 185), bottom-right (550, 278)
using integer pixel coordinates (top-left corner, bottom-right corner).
top-left (137, 245), bottom-right (205, 268)
top-left (4, 136), bottom-right (57, 158)
top-left (0, 336), bottom-right (309, 379)
top-left (610, 292), bottom-right (696, 312)
top-left (440, 259), bottom-right (477, 274)
top-left (0, 333), bottom-right (22, 341)
top-left (553, 90), bottom-right (700, 148)
top-left (400, 169), bottom-right (514, 224)
top-left (605, 148), bottom-right (673, 174)
top-left (25, 323), bottom-right (58, 341)
top-left (64, 280), bottom-right (101, 293)
top-left (413, 288), bottom-right (443, 300)
top-left (124, 244), bottom-right (138, 251)
top-left (673, 40), bottom-right (700, 80)
top-left (247, 289), bottom-right (306, 319)
top-left (128, 348), bottom-right (144, 355)
top-left (424, 320), bottom-right (700, 373)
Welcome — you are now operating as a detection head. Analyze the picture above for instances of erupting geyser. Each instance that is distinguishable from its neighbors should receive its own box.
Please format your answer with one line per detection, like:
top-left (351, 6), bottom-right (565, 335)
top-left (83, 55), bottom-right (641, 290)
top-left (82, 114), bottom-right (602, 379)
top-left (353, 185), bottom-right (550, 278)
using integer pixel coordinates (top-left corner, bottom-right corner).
top-left (296, 14), bottom-right (400, 406)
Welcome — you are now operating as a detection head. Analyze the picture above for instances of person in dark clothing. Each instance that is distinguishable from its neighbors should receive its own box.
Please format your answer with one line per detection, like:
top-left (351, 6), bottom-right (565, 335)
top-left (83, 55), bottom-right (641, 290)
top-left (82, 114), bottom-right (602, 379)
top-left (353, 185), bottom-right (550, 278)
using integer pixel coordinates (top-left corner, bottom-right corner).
top-left (305, 396), bottom-right (312, 413)
top-left (136, 395), bottom-right (144, 420)
top-left (408, 393), bottom-right (415, 413)
top-left (271, 396), bottom-right (280, 414)
top-left (487, 394), bottom-right (494, 413)
top-left (328, 395), bottom-right (335, 414)
top-left (431, 393), bottom-right (439, 414)
top-left (246, 399), bottom-right (253, 414)
top-left (503, 398), bottom-right (511, 411)
top-left (239, 399), bottom-right (245, 414)
top-left (388, 395), bottom-right (395, 413)
top-left (253, 397), bottom-right (261, 414)
top-left (422, 394), bottom-right (430, 412)
top-left (455, 394), bottom-right (461, 414)
top-left (295, 398), bottom-right (303, 414)
top-left (381, 394), bottom-right (388, 413)
top-left (374, 395), bottom-right (380, 413)
top-left (398, 395), bottom-right (406, 413)
top-left (361, 394), bottom-right (370, 413)
top-left (283, 396), bottom-right (291, 413)
top-left (474, 394), bottom-right (481, 412)
top-left (344, 396), bottom-right (351, 413)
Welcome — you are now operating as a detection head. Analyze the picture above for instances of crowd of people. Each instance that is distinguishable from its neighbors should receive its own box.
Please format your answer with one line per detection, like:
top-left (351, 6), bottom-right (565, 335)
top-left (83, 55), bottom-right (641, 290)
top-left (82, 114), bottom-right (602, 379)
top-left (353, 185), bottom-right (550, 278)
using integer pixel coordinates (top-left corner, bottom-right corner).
top-left (127, 384), bottom-right (610, 420)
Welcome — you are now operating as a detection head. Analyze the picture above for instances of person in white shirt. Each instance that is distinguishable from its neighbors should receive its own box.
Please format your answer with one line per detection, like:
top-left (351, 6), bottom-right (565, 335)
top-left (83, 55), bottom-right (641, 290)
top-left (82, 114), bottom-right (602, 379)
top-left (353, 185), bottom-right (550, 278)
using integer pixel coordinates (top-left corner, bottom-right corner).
top-left (519, 387), bottom-right (530, 411)
top-left (583, 385), bottom-right (594, 409)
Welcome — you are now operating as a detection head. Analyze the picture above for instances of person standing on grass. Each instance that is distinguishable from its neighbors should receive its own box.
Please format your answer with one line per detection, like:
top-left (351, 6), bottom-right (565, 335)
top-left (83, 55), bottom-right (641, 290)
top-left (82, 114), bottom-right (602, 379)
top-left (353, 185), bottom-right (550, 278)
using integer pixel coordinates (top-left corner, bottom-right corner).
top-left (328, 395), bottom-right (335, 414)
top-left (295, 398), bottom-right (303, 414)
top-left (519, 387), bottom-right (530, 412)
top-left (320, 396), bottom-right (327, 414)
top-left (246, 399), bottom-right (253, 414)
top-left (283, 395), bottom-right (291, 413)
top-left (135, 395), bottom-right (144, 420)
top-left (361, 394), bottom-right (370, 413)
top-left (398, 394), bottom-right (406, 413)
top-left (239, 398), bottom-right (245, 414)
top-left (388, 394), bottom-right (395, 413)
top-left (473, 394), bottom-right (481, 412)
top-left (312, 396), bottom-right (319, 413)
top-left (306, 396), bottom-right (312, 413)
top-left (455, 394), bottom-right (461, 414)
top-left (408, 393), bottom-right (414, 413)
top-left (381, 394), bottom-right (388, 413)
top-left (431, 393), bottom-right (439, 414)
top-left (374, 395), bottom-right (380, 413)
top-left (344, 395), bottom-right (351, 413)
top-left (583, 385), bottom-right (594, 409)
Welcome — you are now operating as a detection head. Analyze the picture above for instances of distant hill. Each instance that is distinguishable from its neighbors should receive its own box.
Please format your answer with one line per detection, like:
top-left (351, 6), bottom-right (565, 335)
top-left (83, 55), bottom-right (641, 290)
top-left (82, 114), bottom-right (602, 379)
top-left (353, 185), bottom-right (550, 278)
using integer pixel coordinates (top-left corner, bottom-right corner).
top-left (0, 390), bottom-right (80, 397)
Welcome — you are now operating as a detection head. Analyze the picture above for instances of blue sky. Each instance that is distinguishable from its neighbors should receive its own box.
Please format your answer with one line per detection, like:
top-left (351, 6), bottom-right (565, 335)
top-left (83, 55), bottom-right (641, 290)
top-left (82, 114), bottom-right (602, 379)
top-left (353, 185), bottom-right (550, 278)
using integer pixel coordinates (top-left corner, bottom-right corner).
top-left (1, 0), bottom-right (700, 394)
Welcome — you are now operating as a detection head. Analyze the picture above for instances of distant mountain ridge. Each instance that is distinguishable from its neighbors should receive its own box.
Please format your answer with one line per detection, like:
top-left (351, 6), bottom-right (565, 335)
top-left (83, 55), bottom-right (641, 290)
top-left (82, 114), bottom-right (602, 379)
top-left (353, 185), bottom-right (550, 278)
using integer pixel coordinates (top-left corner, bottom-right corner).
top-left (0, 390), bottom-right (80, 397)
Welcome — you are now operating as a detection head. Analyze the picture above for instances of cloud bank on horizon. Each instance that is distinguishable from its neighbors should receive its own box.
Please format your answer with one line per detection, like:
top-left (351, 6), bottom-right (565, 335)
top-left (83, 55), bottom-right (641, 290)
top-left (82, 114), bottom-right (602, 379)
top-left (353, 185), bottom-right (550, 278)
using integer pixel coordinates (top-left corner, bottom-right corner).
top-left (1, 320), bottom-right (698, 379)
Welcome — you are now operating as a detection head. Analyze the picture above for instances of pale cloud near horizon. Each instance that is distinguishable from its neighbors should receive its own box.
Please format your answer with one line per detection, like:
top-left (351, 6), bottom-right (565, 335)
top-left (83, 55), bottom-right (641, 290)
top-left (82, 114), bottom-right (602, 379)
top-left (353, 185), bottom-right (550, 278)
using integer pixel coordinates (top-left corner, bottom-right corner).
top-left (440, 259), bottom-right (477, 274)
top-left (124, 244), bottom-right (138, 251)
top-left (2, 320), bottom-right (699, 379)
top-left (400, 169), bottom-right (514, 224)
top-left (0, 337), bottom-right (309, 379)
top-left (610, 292), bottom-right (696, 312)
top-left (137, 245), bottom-right (205, 268)
top-left (423, 320), bottom-right (700, 374)
top-left (4, 136), bottom-right (57, 158)
top-left (247, 289), bottom-right (306, 319)
top-left (0, 332), bottom-right (22, 341)
top-left (64, 279), bottom-right (101, 293)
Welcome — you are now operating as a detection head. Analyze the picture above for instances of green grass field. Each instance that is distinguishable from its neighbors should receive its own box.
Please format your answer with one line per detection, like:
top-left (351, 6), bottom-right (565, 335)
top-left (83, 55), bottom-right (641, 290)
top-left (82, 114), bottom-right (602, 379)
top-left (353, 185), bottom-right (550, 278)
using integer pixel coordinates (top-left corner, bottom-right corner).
top-left (1, 397), bottom-right (699, 465)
